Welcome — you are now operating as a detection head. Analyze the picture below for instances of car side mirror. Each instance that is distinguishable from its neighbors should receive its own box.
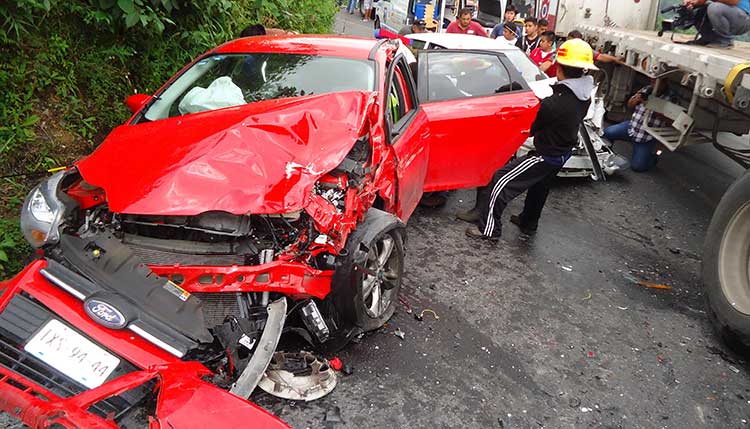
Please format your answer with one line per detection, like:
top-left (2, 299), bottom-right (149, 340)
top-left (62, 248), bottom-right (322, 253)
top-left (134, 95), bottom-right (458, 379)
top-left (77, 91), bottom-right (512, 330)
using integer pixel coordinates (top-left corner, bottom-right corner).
top-left (125, 94), bottom-right (151, 113)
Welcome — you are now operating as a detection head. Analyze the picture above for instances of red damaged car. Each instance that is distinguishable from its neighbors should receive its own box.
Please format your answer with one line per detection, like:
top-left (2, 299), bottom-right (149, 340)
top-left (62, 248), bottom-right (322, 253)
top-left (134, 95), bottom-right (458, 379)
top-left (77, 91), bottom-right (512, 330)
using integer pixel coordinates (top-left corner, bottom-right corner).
top-left (0, 36), bottom-right (538, 428)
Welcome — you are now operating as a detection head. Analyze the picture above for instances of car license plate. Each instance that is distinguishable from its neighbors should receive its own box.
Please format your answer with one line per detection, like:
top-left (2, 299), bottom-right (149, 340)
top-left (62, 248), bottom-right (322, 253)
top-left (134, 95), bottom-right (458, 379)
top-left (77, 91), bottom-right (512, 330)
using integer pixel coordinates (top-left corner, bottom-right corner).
top-left (24, 319), bottom-right (120, 389)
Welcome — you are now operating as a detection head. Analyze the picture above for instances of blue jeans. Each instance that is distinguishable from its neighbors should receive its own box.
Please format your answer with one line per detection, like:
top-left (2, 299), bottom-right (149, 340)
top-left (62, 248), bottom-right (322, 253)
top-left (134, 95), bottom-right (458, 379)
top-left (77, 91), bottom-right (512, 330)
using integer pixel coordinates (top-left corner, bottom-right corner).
top-left (347, 0), bottom-right (358, 13)
top-left (603, 120), bottom-right (658, 172)
top-left (700, 2), bottom-right (750, 42)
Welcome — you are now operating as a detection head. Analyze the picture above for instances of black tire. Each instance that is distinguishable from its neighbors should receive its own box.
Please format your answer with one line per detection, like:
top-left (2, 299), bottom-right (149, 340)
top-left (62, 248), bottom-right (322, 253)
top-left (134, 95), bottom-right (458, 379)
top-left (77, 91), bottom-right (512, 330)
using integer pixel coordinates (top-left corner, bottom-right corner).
top-left (703, 169), bottom-right (750, 353)
top-left (331, 209), bottom-right (405, 332)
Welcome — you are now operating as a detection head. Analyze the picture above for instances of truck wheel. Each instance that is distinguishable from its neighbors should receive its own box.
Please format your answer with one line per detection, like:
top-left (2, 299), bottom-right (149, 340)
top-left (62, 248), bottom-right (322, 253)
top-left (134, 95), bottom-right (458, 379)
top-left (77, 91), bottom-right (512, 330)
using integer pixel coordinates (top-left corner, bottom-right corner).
top-left (331, 209), bottom-right (405, 332)
top-left (703, 170), bottom-right (750, 352)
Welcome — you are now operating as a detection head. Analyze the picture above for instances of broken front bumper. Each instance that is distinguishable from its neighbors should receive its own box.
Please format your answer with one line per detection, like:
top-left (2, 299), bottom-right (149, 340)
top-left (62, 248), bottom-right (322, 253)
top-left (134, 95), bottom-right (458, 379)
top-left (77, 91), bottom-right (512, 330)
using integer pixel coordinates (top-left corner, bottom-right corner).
top-left (0, 261), bottom-right (289, 429)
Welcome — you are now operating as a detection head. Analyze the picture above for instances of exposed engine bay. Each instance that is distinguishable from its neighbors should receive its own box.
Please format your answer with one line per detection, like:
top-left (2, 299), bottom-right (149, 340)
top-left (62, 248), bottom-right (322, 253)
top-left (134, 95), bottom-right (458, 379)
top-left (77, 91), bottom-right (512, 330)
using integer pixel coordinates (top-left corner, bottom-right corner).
top-left (39, 176), bottom-right (349, 392)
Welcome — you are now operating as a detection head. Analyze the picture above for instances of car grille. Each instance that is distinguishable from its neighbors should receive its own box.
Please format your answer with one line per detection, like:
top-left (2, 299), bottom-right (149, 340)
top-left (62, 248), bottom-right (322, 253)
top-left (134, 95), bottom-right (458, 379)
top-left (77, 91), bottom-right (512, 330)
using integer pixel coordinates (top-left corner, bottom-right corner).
top-left (193, 293), bottom-right (243, 327)
top-left (126, 243), bottom-right (246, 266)
top-left (0, 293), bottom-right (152, 419)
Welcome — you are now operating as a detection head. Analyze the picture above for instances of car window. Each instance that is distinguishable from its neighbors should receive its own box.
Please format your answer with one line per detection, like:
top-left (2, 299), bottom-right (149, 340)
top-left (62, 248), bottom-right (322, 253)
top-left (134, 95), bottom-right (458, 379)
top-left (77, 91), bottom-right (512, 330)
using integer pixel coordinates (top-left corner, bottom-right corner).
top-left (394, 68), bottom-right (413, 113)
top-left (385, 57), bottom-right (418, 137)
top-left (387, 68), bottom-right (409, 125)
top-left (142, 54), bottom-right (376, 121)
top-left (410, 39), bottom-right (427, 50)
top-left (424, 52), bottom-right (512, 102)
top-left (503, 50), bottom-right (548, 82)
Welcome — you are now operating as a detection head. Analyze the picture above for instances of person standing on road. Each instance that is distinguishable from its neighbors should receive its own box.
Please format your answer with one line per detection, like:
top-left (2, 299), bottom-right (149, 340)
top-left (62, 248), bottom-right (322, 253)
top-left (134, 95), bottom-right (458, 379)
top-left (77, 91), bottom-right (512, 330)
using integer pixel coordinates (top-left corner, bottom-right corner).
top-left (529, 31), bottom-right (557, 77)
top-left (538, 18), bottom-right (549, 33)
top-left (496, 22), bottom-right (519, 45)
top-left (516, 17), bottom-right (541, 54)
top-left (465, 39), bottom-right (597, 240)
top-left (399, 19), bottom-right (428, 35)
top-left (361, 0), bottom-right (373, 22)
top-left (491, 4), bottom-right (520, 38)
top-left (682, 0), bottom-right (750, 47)
top-left (566, 30), bottom-right (623, 63)
top-left (446, 8), bottom-right (488, 36)
top-left (347, 0), bottom-right (358, 14)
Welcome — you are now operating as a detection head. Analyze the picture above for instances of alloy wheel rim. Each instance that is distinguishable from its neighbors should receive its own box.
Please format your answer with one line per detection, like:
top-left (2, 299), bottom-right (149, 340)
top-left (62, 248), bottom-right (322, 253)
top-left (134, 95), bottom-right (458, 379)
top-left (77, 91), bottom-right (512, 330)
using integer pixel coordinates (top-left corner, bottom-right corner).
top-left (361, 234), bottom-right (400, 318)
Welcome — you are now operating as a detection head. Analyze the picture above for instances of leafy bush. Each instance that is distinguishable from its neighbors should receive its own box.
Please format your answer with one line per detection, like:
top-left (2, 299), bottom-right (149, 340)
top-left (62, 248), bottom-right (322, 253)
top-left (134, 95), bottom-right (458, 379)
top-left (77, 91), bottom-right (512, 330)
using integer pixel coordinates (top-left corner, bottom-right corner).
top-left (0, 0), bottom-right (338, 276)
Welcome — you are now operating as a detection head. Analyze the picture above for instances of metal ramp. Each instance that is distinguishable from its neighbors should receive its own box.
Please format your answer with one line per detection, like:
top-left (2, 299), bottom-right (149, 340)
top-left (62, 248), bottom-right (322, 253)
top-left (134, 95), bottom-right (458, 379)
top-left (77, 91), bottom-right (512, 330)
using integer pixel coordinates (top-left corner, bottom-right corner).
top-left (643, 124), bottom-right (712, 152)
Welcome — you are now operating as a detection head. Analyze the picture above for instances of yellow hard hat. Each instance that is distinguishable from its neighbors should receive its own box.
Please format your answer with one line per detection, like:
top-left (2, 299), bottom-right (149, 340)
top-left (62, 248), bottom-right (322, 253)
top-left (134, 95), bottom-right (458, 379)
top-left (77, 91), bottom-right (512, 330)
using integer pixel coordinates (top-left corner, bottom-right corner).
top-left (556, 38), bottom-right (599, 71)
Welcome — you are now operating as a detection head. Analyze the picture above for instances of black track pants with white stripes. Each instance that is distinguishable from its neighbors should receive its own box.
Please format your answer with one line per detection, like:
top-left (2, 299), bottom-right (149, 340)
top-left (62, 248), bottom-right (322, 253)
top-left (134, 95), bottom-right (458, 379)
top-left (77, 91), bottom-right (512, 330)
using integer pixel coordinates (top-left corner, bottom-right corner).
top-left (477, 154), bottom-right (562, 238)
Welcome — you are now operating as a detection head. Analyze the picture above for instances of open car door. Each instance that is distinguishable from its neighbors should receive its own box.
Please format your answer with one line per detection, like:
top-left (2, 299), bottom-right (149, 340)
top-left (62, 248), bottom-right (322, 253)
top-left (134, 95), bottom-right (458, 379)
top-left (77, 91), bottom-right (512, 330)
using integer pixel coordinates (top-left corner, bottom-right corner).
top-left (417, 49), bottom-right (540, 192)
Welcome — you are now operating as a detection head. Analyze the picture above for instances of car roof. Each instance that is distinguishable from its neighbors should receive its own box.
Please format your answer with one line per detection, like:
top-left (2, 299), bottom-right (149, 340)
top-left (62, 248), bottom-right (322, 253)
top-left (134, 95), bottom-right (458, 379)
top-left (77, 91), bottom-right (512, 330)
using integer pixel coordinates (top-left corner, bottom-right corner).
top-left (406, 33), bottom-right (519, 52)
top-left (216, 35), bottom-right (381, 60)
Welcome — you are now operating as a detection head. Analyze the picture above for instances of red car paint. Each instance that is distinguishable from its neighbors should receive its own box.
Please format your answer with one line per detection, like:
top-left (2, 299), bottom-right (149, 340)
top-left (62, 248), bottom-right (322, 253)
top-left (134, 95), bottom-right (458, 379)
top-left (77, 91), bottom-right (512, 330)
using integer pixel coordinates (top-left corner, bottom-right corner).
top-left (1, 35), bottom-right (539, 428)
top-left (421, 93), bottom-right (539, 192)
top-left (77, 92), bottom-right (376, 216)
top-left (0, 261), bottom-right (288, 429)
top-left (148, 260), bottom-right (334, 300)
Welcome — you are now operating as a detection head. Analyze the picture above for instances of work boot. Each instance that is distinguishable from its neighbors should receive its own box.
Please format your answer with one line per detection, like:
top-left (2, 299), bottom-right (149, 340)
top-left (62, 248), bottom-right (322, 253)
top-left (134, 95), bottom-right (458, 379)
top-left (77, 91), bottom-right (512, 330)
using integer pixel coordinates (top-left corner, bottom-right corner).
top-left (510, 214), bottom-right (537, 235)
top-left (685, 38), bottom-right (734, 48)
top-left (456, 208), bottom-right (480, 223)
top-left (683, 32), bottom-right (734, 49)
top-left (465, 226), bottom-right (500, 242)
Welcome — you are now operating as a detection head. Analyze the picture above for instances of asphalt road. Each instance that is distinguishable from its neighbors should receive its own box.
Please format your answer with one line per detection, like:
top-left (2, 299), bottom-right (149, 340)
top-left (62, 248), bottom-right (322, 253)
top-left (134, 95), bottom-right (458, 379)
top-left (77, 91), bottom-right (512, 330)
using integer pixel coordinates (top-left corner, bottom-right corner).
top-left (3, 10), bottom-right (750, 429)
top-left (256, 10), bottom-right (750, 429)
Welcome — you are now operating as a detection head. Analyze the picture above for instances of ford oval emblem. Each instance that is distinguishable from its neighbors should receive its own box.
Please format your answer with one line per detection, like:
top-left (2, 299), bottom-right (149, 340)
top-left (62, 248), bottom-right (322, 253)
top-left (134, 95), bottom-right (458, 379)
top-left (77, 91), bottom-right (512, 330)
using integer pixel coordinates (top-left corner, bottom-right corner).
top-left (84, 299), bottom-right (127, 329)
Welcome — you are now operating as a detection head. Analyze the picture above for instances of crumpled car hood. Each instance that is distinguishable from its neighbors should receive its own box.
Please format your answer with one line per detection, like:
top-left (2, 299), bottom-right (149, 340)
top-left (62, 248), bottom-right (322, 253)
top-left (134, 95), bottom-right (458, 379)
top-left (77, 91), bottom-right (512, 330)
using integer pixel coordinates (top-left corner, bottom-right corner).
top-left (76, 91), bottom-right (374, 215)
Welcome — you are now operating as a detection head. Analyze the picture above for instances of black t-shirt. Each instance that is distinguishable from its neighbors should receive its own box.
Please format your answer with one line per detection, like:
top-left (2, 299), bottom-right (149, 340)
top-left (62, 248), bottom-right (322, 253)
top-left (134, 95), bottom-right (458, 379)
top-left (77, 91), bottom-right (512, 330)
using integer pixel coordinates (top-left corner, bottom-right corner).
top-left (516, 35), bottom-right (540, 54)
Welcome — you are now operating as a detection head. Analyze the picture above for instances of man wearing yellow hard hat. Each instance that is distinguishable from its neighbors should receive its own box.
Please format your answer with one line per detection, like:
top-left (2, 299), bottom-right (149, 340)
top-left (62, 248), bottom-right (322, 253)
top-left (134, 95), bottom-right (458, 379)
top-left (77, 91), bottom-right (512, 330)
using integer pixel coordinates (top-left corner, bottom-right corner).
top-left (466, 38), bottom-right (598, 241)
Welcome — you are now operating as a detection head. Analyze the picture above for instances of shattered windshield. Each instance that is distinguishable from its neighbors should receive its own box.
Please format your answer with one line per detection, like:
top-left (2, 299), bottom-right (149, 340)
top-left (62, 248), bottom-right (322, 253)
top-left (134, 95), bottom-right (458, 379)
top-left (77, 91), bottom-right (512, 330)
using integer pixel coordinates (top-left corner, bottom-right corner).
top-left (143, 54), bottom-right (376, 121)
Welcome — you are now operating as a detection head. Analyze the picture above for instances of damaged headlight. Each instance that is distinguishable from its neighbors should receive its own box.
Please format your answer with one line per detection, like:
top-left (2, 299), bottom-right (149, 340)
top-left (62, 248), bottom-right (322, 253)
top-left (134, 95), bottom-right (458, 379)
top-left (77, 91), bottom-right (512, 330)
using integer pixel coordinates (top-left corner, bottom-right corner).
top-left (20, 171), bottom-right (66, 248)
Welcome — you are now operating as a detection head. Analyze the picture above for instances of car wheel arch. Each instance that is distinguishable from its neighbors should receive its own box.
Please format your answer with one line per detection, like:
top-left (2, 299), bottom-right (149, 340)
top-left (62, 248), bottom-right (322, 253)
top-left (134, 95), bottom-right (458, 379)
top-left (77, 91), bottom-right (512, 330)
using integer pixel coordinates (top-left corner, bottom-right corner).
top-left (327, 208), bottom-right (406, 329)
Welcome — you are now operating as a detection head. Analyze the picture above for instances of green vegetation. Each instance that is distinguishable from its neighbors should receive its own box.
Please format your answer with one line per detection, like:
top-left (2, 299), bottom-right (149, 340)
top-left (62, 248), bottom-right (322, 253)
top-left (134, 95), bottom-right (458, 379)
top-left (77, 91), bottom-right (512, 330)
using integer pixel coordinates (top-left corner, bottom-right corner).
top-left (0, 0), bottom-right (337, 278)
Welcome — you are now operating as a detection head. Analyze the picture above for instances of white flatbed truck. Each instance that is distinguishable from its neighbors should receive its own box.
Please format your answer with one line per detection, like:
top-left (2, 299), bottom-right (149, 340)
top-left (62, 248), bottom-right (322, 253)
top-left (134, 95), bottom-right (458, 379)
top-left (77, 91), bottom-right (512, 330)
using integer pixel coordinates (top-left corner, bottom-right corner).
top-left (580, 25), bottom-right (750, 351)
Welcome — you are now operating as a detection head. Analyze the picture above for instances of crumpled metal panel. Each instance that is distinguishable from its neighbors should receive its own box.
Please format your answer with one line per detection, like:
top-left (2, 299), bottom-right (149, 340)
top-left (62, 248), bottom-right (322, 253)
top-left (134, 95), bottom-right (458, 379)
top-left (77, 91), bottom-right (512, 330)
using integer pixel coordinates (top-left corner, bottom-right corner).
top-left (77, 91), bottom-right (375, 216)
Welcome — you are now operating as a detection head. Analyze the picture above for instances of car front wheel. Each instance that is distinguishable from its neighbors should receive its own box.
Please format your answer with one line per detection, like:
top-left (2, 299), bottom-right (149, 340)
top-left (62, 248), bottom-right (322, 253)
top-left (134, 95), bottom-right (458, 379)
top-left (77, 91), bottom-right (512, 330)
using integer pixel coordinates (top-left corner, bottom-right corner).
top-left (331, 208), bottom-right (405, 332)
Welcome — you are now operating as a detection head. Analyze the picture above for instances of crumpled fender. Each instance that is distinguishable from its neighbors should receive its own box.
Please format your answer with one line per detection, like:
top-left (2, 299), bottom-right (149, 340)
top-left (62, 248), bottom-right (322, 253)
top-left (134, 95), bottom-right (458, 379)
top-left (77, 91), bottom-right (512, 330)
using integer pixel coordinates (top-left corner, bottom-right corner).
top-left (0, 263), bottom-right (290, 429)
top-left (153, 364), bottom-right (289, 429)
top-left (77, 91), bottom-right (377, 216)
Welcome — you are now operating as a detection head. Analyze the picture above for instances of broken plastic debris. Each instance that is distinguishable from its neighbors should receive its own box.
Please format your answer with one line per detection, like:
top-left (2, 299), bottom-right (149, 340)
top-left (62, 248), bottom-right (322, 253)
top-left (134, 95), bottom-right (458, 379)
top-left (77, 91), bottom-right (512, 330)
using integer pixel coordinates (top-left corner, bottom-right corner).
top-left (729, 365), bottom-right (740, 374)
top-left (638, 282), bottom-right (672, 290)
top-left (394, 328), bottom-right (405, 340)
top-left (258, 351), bottom-right (337, 401)
top-left (324, 406), bottom-right (344, 429)
top-left (623, 273), bottom-right (640, 284)
top-left (582, 292), bottom-right (592, 301)
top-left (561, 265), bottom-right (573, 272)
top-left (580, 407), bottom-right (592, 413)
top-left (616, 306), bottom-right (629, 310)
top-left (329, 356), bottom-right (343, 371)
top-left (416, 309), bottom-right (439, 321)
